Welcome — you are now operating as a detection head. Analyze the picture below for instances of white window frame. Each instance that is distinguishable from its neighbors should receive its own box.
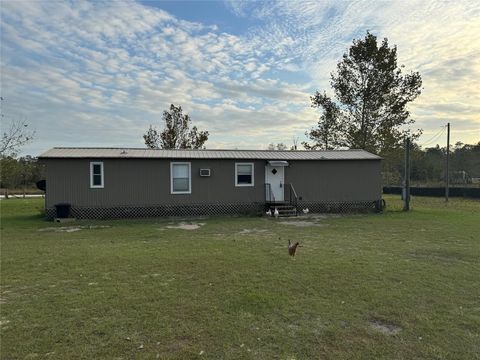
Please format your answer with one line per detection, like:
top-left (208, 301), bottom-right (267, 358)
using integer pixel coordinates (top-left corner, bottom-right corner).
top-left (199, 168), bottom-right (211, 177)
top-left (235, 162), bottom-right (254, 187)
top-left (170, 162), bottom-right (192, 194)
top-left (90, 161), bottom-right (104, 189)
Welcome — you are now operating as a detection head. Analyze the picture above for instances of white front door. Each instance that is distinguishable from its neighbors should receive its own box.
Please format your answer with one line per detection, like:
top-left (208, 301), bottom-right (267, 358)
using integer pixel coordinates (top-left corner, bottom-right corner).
top-left (265, 165), bottom-right (285, 202)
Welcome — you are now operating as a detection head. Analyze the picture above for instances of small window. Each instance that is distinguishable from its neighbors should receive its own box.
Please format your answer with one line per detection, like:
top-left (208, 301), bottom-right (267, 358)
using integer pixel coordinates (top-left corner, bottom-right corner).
top-left (90, 162), bottom-right (104, 188)
top-left (235, 163), bottom-right (254, 187)
top-left (171, 162), bottom-right (191, 194)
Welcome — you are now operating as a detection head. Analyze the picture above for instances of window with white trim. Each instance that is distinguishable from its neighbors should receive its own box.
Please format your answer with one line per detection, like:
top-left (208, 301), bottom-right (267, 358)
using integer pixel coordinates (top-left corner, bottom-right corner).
top-left (235, 163), bottom-right (254, 187)
top-left (171, 162), bottom-right (191, 194)
top-left (90, 162), bottom-right (104, 188)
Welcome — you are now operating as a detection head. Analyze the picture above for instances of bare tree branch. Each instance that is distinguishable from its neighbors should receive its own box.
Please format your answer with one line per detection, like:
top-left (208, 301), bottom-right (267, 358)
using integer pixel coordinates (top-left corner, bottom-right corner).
top-left (1, 119), bottom-right (35, 157)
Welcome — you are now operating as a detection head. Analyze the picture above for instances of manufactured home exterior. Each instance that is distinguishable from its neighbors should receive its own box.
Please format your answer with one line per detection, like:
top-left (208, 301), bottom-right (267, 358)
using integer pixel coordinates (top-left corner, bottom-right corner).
top-left (38, 148), bottom-right (382, 219)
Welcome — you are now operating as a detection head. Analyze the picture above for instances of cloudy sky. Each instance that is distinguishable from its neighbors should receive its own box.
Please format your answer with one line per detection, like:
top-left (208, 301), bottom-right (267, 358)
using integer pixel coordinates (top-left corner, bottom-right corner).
top-left (1, 0), bottom-right (479, 155)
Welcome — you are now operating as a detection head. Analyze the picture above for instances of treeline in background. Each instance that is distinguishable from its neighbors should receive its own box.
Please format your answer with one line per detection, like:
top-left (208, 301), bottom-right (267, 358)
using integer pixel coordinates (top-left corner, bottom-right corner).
top-left (0, 156), bottom-right (45, 197)
top-left (382, 141), bottom-right (480, 186)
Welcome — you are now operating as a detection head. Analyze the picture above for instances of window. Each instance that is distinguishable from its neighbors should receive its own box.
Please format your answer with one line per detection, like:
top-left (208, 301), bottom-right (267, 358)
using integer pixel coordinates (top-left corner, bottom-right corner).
top-left (90, 162), bottom-right (104, 188)
top-left (235, 163), bottom-right (254, 187)
top-left (171, 162), bottom-right (191, 194)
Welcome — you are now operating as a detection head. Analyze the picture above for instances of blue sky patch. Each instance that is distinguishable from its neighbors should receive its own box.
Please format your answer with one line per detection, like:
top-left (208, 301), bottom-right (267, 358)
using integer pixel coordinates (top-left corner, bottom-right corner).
top-left (1, 0), bottom-right (479, 155)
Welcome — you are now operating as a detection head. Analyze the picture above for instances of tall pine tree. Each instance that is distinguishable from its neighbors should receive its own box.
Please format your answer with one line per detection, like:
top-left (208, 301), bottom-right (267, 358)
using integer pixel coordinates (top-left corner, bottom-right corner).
top-left (305, 32), bottom-right (422, 154)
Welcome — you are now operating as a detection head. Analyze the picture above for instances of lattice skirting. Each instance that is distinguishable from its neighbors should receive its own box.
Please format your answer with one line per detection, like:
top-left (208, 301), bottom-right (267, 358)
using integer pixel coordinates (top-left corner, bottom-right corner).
top-left (297, 200), bottom-right (381, 214)
top-left (45, 202), bottom-right (265, 220)
top-left (45, 200), bottom-right (383, 220)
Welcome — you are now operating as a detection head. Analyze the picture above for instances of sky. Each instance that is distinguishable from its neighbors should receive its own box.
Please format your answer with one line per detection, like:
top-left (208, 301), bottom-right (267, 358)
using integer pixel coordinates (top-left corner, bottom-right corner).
top-left (1, 0), bottom-right (479, 155)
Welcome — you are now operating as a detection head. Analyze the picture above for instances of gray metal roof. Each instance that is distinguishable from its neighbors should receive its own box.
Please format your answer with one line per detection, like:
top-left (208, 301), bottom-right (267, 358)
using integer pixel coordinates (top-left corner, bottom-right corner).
top-left (38, 147), bottom-right (381, 160)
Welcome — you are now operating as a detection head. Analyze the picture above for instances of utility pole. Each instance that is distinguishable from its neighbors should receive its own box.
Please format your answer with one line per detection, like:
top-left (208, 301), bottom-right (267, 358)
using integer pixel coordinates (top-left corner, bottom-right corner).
top-left (403, 137), bottom-right (410, 211)
top-left (446, 123), bottom-right (450, 202)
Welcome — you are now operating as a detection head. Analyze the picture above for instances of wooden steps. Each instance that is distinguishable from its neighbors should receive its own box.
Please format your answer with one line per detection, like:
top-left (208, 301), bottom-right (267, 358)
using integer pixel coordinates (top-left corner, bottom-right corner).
top-left (268, 204), bottom-right (297, 217)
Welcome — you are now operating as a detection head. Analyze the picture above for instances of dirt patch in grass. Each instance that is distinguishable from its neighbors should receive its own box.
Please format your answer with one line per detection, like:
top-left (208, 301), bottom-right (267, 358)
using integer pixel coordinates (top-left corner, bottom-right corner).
top-left (38, 225), bottom-right (111, 233)
top-left (140, 273), bottom-right (163, 278)
top-left (279, 220), bottom-right (327, 227)
top-left (304, 214), bottom-right (341, 220)
top-left (409, 249), bottom-right (476, 264)
top-left (0, 291), bottom-right (8, 304)
top-left (279, 214), bottom-right (339, 227)
top-left (165, 222), bottom-right (205, 230)
top-left (369, 320), bottom-right (402, 335)
top-left (238, 228), bottom-right (268, 234)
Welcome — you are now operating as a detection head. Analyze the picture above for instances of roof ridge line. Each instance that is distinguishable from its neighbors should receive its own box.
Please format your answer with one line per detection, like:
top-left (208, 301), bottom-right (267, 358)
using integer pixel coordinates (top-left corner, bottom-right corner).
top-left (50, 147), bottom-right (369, 152)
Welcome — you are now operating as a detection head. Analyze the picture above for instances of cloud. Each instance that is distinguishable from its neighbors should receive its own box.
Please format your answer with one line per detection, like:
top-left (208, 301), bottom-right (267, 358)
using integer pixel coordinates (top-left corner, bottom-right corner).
top-left (1, 0), bottom-right (479, 155)
top-left (225, 0), bottom-right (480, 146)
top-left (2, 0), bottom-right (319, 153)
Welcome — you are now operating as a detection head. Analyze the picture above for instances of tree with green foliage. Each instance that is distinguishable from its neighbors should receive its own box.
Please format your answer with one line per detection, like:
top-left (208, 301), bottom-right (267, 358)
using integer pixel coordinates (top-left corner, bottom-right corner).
top-left (267, 143), bottom-right (288, 151)
top-left (0, 156), bottom-right (21, 191)
top-left (0, 98), bottom-right (37, 198)
top-left (381, 141), bottom-right (480, 186)
top-left (303, 92), bottom-right (342, 150)
top-left (143, 104), bottom-right (209, 149)
top-left (305, 32), bottom-right (423, 154)
top-left (0, 156), bottom-right (44, 198)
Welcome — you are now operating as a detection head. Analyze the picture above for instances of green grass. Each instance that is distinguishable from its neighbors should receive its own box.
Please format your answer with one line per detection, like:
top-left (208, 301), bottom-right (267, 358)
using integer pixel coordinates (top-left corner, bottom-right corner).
top-left (1, 196), bottom-right (479, 359)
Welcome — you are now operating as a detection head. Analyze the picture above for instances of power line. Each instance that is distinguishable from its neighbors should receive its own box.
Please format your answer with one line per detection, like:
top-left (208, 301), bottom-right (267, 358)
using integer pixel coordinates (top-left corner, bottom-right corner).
top-left (420, 126), bottom-right (446, 147)
top-left (421, 126), bottom-right (445, 145)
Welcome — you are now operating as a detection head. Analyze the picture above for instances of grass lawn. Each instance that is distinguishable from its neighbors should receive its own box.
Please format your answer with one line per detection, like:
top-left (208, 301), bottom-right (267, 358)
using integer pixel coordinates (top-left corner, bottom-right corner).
top-left (1, 196), bottom-right (479, 359)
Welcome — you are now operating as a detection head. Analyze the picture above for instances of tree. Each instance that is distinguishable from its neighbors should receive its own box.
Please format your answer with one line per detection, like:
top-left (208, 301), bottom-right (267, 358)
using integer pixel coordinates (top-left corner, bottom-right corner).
top-left (1, 98), bottom-right (35, 157)
top-left (1, 98), bottom-right (36, 198)
top-left (304, 32), bottom-right (422, 154)
top-left (143, 125), bottom-right (160, 149)
top-left (291, 136), bottom-right (299, 150)
top-left (143, 104), bottom-right (209, 149)
top-left (0, 156), bottom-right (21, 193)
top-left (380, 141), bottom-right (480, 186)
top-left (303, 92), bottom-right (342, 150)
top-left (267, 143), bottom-right (288, 151)
top-left (0, 156), bottom-right (44, 199)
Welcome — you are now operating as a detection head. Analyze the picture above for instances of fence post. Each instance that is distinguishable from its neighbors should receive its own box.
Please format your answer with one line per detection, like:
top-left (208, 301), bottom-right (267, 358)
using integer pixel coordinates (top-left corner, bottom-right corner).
top-left (445, 122), bottom-right (450, 202)
top-left (403, 138), bottom-right (411, 211)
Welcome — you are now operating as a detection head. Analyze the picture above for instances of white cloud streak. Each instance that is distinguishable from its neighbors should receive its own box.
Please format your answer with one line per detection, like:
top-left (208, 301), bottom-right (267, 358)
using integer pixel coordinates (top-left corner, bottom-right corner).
top-left (225, 0), bottom-right (480, 145)
top-left (1, 0), bottom-right (479, 155)
top-left (1, 0), bottom-right (317, 153)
